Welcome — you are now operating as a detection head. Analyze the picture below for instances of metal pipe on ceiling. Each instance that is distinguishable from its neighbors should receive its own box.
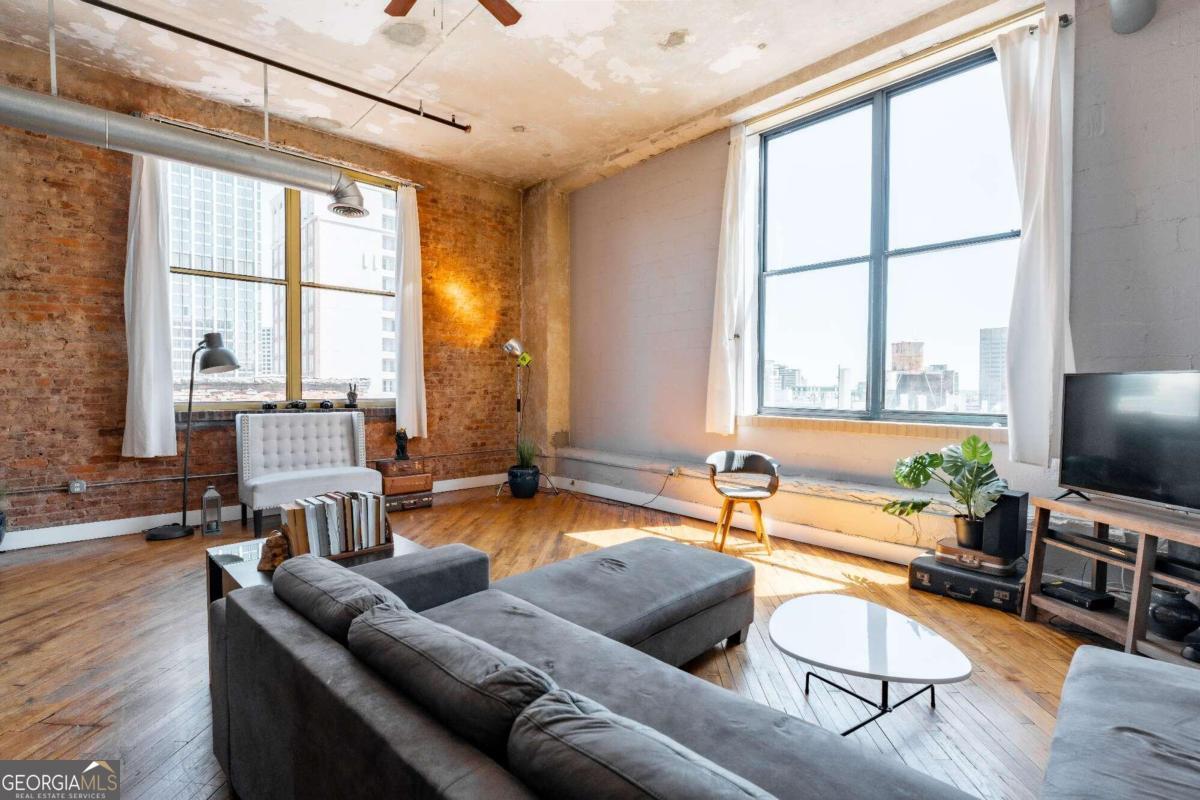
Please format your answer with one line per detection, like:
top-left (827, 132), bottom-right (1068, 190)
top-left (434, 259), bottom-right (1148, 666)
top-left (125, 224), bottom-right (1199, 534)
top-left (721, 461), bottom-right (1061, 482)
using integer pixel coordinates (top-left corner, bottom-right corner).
top-left (0, 83), bottom-right (368, 215)
top-left (75, 0), bottom-right (470, 133)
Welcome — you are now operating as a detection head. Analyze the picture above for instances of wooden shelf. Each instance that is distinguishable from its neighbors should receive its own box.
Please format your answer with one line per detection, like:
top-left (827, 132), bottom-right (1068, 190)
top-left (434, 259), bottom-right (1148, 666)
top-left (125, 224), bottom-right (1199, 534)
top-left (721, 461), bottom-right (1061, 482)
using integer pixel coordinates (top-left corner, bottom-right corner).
top-left (1024, 495), bottom-right (1200, 671)
top-left (1136, 633), bottom-right (1197, 668)
top-left (1029, 593), bottom-right (1127, 641)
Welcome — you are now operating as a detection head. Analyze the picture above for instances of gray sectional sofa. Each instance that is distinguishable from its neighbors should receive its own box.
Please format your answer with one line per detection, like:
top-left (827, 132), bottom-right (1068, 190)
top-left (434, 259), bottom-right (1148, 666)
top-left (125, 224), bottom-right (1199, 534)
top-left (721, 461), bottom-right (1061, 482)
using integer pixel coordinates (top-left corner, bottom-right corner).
top-left (209, 537), bottom-right (970, 799)
top-left (210, 537), bottom-right (1200, 799)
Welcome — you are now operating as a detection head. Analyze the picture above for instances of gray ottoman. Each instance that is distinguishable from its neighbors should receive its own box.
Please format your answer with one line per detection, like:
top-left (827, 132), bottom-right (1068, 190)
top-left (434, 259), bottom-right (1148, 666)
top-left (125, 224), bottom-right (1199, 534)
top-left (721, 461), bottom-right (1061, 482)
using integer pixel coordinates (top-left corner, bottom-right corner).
top-left (494, 537), bottom-right (755, 666)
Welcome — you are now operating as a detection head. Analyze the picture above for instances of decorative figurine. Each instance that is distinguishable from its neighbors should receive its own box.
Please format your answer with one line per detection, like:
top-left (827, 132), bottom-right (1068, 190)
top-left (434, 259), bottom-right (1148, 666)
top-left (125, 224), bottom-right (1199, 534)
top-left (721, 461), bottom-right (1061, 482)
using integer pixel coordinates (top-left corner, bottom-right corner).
top-left (319, 399), bottom-right (334, 409)
top-left (346, 383), bottom-right (359, 408)
top-left (262, 401), bottom-right (278, 410)
top-left (395, 427), bottom-right (410, 461)
top-left (286, 400), bottom-right (307, 410)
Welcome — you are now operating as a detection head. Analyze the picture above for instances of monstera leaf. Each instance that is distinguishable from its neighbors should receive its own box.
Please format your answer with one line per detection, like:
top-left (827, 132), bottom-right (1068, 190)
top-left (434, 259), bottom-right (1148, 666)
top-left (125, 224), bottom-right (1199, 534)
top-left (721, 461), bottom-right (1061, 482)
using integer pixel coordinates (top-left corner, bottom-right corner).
top-left (892, 452), bottom-right (943, 489)
top-left (884, 435), bottom-right (1007, 521)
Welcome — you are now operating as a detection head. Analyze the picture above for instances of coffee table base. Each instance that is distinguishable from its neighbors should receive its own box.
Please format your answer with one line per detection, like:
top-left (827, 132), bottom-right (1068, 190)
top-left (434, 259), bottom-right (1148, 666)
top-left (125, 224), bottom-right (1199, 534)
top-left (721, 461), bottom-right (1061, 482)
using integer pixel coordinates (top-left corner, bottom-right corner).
top-left (804, 672), bottom-right (935, 736)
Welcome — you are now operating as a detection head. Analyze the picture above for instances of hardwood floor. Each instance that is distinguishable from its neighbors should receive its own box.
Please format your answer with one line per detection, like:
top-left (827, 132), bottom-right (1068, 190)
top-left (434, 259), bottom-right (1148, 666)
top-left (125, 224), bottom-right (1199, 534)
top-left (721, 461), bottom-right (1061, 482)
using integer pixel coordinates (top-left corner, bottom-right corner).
top-left (0, 489), bottom-right (1101, 799)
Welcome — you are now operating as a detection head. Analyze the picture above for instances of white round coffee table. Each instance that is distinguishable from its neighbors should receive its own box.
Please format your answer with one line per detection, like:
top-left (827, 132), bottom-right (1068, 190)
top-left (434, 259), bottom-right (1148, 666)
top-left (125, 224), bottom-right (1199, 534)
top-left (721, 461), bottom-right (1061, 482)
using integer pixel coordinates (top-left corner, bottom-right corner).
top-left (769, 593), bottom-right (972, 735)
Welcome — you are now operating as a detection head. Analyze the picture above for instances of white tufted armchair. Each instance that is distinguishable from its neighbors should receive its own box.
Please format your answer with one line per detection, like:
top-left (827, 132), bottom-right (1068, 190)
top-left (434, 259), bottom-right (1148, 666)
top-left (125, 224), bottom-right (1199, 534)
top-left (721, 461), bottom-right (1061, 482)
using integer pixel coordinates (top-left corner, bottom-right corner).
top-left (235, 411), bottom-right (382, 536)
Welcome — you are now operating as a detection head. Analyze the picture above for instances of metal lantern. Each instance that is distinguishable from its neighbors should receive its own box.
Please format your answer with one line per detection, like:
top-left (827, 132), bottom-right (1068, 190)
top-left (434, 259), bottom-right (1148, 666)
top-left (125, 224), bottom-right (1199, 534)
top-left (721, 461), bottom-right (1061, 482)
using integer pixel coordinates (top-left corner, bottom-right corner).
top-left (201, 485), bottom-right (223, 535)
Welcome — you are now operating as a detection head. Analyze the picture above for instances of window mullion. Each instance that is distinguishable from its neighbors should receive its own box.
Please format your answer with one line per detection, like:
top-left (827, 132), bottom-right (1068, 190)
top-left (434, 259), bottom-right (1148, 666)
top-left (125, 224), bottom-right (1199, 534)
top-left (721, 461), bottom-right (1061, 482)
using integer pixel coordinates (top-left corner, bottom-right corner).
top-left (284, 188), bottom-right (302, 401)
top-left (866, 90), bottom-right (889, 419)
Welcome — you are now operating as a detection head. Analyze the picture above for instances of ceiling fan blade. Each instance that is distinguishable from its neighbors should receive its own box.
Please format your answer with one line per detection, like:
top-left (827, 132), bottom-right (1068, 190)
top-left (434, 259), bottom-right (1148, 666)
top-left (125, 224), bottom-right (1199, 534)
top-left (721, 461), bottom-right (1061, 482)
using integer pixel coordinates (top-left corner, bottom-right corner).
top-left (477, 0), bottom-right (521, 26)
top-left (385, 0), bottom-right (418, 16)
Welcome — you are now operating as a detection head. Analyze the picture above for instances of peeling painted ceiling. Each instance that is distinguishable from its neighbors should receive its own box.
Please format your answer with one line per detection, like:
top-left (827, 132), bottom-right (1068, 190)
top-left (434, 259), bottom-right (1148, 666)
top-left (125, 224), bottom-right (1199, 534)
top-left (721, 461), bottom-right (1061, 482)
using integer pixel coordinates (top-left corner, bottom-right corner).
top-left (0, 0), bottom-right (958, 186)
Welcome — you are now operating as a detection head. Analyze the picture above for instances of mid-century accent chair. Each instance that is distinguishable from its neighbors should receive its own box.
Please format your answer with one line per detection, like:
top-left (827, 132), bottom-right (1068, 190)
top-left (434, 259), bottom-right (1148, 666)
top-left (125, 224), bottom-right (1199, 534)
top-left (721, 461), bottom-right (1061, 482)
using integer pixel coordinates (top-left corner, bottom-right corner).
top-left (706, 450), bottom-right (780, 554)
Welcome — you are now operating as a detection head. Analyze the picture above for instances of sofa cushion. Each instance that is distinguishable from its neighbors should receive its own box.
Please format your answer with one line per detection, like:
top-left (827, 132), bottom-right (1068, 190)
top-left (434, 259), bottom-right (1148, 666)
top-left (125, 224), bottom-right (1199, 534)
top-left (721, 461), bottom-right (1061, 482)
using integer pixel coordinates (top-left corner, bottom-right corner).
top-left (272, 554), bottom-right (405, 643)
top-left (1042, 645), bottom-right (1200, 800)
top-left (508, 689), bottom-right (776, 800)
top-left (494, 537), bottom-right (754, 647)
top-left (241, 466), bottom-right (382, 510)
top-left (426, 590), bottom-right (970, 800)
top-left (348, 604), bottom-right (557, 759)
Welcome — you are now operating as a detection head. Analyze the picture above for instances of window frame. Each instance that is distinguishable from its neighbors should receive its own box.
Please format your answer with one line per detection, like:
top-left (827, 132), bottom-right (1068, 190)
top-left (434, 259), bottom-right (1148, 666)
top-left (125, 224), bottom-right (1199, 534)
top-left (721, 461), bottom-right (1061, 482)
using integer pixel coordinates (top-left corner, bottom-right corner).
top-left (756, 49), bottom-right (1019, 426)
top-left (168, 168), bottom-right (399, 409)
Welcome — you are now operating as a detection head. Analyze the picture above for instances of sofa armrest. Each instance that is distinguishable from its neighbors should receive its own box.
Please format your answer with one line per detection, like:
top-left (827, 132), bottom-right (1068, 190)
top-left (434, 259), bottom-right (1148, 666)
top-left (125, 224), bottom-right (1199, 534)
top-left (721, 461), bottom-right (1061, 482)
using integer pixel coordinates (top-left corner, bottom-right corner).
top-left (208, 598), bottom-right (230, 776)
top-left (350, 544), bottom-right (490, 611)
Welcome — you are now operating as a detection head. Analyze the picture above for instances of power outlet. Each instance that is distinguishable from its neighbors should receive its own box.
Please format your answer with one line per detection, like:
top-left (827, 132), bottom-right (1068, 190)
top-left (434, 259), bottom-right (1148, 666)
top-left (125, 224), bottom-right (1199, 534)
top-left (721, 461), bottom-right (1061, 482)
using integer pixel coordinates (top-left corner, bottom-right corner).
top-left (68, 479), bottom-right (87, 494)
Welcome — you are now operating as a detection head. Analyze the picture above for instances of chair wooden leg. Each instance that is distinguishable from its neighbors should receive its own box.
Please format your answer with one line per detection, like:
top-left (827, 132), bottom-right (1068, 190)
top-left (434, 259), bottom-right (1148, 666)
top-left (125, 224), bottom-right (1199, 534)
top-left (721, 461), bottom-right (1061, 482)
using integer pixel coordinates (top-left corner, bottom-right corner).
top-left (719, 500), bottom-right (737, 552)
top-left (713, 499), bottom-right (732, 549)
top-left (751, 501), bottom-right (772, 554)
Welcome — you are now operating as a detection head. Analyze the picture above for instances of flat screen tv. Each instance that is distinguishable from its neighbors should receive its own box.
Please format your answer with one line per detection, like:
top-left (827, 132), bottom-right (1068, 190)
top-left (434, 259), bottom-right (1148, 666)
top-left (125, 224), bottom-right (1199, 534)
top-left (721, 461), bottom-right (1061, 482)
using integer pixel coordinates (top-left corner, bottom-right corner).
top-left (1061, 371), bottom-right (1200, 511)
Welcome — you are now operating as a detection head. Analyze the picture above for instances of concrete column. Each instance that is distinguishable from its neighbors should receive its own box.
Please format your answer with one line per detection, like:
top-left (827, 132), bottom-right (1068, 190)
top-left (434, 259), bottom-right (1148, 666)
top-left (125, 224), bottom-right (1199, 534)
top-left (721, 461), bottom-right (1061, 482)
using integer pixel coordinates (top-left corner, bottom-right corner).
top-left (520, 181), bottom-right (571, 462)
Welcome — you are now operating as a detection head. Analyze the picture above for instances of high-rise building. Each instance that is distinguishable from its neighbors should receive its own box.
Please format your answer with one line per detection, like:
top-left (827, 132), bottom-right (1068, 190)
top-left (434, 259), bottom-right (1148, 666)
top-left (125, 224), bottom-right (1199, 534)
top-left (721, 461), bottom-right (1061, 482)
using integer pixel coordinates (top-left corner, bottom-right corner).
top-left (168, 163), bottom-right (265, 391)
top-left (979, 327), bottom-right (1008, 413)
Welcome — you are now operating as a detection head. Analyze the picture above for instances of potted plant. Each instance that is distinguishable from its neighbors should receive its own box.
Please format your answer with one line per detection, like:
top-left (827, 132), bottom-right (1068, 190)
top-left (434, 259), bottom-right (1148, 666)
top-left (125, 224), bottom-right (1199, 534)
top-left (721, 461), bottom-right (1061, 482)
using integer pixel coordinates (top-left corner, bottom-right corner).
top-left (883, 434), bottom-right (1008, 549)
top-left (508, 440), bottom-right (540, 499)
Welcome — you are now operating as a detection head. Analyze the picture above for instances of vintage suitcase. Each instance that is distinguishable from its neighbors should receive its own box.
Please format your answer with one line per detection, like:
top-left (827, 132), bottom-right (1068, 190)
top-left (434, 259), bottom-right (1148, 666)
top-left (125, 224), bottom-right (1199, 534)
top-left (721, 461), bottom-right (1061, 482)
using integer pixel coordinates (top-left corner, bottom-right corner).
top-left (934, 537), bottom-right (1023, 576)
top-left (384, 490), bottom-right (434, 512)
top-left (382, 473), bottom-right (433, 495)
top-left (908, 555), bottom-right (1025, 614)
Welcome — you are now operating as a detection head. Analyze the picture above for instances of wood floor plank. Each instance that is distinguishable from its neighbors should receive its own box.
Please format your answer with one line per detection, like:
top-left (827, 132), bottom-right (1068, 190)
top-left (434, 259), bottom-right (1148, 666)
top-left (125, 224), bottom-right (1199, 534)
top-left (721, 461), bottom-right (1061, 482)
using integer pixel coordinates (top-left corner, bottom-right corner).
top-left (0, 488), bottom-right (1098, 799)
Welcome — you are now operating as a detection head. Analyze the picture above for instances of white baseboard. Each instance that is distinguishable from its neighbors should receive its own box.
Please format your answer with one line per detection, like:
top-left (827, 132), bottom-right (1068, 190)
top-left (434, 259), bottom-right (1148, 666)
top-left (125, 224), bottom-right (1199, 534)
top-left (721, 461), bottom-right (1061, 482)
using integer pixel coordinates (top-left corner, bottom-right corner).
top-left (0, 504), bottom-right (244, 552)
top-left (1, 472), bottom-right (510, 553)
top-left (433, 473), bottom-right (507, 493)
top-left (551, 475), bottom-right (924, 566)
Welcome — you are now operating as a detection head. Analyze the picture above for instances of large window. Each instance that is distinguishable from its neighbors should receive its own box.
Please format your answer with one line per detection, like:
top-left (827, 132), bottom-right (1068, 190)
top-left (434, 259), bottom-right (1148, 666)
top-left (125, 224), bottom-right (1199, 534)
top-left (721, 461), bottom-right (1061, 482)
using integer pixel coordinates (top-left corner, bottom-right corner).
top-left (167, 164), bottom-right (397, 404)
top-left (759, 53), bottom-right (1019, 422)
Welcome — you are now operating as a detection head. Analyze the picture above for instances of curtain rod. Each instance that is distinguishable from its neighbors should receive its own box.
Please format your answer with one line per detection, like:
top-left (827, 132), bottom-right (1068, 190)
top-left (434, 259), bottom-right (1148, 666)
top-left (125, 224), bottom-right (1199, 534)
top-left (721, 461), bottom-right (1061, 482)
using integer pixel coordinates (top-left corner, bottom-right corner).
top-left (745, 3), bottom-right (1048, 129)
top-left (75, 0), bottom-right (470, 134)
top-left (138, 113), bottom-right (424, 191)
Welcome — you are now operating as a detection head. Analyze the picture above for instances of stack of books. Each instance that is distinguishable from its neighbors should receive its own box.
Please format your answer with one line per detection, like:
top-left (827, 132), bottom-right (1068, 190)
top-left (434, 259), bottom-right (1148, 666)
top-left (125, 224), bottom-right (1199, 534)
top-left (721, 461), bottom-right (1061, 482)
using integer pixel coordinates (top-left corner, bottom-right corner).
top-left (279, 492), bottom-right (391, 557)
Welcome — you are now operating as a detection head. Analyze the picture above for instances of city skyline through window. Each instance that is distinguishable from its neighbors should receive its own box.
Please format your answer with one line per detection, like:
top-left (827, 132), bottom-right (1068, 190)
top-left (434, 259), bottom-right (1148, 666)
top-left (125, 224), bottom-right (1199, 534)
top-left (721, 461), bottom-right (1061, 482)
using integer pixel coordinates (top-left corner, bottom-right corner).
top-left (167, 163), bottom-right (399, 403)
top-left (759, 53), bottom-right (1020, 421)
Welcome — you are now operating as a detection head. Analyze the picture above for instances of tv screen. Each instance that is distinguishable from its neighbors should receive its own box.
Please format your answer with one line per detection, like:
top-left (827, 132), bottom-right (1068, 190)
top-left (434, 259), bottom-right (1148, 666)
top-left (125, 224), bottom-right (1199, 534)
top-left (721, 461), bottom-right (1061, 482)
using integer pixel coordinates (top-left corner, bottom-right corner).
top-left (1061, 372), bottom-right (1200, 511)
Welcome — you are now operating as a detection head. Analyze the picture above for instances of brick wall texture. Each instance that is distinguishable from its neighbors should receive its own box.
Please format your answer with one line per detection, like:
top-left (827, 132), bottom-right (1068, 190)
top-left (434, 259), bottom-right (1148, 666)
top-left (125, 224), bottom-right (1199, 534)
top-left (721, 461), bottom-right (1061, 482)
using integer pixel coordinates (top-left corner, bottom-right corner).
top-left (0, 42), bottom-right (521, 533)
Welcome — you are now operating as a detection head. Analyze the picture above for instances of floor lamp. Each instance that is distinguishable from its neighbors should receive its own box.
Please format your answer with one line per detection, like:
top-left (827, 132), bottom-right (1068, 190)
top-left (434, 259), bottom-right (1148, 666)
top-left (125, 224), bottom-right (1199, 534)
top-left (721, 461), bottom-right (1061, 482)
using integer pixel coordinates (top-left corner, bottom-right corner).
top-left (145, 332), bottom-right (240, 541)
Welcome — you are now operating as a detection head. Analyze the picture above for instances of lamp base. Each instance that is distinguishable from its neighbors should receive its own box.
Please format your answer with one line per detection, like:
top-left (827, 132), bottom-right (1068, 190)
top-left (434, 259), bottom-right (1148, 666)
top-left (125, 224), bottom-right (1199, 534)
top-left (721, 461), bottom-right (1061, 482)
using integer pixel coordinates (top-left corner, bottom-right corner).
top-left (144, 523), bottom-right (194, 541)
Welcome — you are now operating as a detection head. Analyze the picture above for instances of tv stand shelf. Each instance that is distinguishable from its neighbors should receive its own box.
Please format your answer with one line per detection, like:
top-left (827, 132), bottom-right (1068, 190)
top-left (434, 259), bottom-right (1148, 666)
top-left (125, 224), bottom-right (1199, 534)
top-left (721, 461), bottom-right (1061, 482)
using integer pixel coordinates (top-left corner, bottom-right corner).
top-left (1022, 495), bottom-right (1200, 670)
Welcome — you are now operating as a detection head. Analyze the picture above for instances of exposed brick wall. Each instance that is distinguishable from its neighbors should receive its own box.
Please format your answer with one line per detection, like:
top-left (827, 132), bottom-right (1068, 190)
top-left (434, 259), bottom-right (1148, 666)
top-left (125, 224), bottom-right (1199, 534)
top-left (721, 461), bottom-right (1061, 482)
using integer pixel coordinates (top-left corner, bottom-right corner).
top-left (0, 42), bottom-right (520, 534)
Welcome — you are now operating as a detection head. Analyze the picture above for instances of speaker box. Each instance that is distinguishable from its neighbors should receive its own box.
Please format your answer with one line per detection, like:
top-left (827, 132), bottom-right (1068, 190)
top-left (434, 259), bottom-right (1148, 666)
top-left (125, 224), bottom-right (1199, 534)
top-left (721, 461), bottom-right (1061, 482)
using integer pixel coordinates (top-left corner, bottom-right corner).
top-left (982, 491), bottom-right (1028, 559)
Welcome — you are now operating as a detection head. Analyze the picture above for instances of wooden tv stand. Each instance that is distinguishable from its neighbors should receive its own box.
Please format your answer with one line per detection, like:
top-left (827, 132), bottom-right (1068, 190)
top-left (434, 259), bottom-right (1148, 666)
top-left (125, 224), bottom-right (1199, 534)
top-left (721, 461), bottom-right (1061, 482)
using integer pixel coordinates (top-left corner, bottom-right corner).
top-left (1022, 495), bottom-right (1200, 669)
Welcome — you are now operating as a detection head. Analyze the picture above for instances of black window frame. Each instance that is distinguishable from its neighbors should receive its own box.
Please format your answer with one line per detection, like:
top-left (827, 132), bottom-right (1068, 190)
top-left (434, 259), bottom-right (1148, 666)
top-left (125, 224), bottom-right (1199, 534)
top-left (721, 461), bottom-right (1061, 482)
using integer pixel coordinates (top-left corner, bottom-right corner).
top-left (756, 50), bottom-right (1019, 426)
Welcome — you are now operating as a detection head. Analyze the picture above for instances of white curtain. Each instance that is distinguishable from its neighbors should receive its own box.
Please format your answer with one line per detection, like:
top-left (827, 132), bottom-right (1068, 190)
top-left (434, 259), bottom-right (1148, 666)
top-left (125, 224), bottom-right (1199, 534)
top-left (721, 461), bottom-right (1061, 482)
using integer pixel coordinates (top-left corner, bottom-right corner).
top-left (706, 124), bottom-right (758, 434)
top-left (393, 184), bottom-right (428, 437)
top-left (995, 1), bottom-right (1076, 467)
top-left (122, 156), bottom-right (177, 458)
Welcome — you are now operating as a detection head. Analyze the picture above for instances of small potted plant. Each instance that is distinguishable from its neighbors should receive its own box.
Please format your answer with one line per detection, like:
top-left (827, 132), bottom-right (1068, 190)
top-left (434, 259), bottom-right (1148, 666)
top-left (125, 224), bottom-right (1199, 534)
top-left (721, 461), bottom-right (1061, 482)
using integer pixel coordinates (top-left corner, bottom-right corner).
top-left (883, 434), bottom-right (1008, 549)
top-left (508, 440), bottom-right (540, 499)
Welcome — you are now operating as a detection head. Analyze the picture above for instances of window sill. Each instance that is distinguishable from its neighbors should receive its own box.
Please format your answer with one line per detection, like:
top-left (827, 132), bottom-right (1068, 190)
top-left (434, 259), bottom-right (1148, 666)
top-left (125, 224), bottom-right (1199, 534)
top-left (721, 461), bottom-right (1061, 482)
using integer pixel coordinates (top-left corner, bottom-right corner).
top-left (175, 404), bottom-right (396, 428)
top-left (739, 414), bottom-right (1007, 443)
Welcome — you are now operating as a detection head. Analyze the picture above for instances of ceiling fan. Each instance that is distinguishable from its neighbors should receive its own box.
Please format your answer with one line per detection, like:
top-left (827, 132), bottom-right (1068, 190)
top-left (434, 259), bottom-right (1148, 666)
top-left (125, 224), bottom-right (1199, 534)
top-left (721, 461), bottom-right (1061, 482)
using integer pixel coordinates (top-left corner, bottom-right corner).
top-left (385, 0), bottom-right (521, 27)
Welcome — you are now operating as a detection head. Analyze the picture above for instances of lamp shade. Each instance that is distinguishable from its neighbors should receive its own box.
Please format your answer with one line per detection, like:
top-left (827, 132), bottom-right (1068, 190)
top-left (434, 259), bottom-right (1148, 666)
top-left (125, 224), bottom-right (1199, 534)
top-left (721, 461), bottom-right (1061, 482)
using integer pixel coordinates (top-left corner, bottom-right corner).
top-left (198, 332), bottom-right (240, 374)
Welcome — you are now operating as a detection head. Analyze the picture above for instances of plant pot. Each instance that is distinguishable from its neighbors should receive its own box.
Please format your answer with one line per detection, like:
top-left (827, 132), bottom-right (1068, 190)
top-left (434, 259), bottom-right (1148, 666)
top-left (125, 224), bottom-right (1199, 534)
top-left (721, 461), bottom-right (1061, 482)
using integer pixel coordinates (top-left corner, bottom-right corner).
top-left (507, 466), bottom-right (540, 499)
top-left (953, 515), bottom-right (984, 550)
top-left (1147, 584), bottom-right (1200, 641)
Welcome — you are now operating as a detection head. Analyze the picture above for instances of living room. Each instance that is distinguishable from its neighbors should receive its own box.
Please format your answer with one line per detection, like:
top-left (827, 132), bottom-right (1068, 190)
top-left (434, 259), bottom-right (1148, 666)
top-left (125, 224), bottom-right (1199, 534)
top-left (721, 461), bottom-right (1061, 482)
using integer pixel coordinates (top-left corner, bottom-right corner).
top-left (0, 0), bottom-right (1197, 798)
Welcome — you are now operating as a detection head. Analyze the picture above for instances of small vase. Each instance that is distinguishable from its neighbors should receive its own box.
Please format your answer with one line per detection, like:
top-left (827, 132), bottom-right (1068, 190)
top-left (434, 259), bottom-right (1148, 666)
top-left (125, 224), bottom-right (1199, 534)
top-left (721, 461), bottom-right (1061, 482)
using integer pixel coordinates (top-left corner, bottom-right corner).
top-left (508, 466), bottom-right (540, 499)
top-left (954, 515), bottom-right (984, 550)
top-left (1147, 584), bottom-right (1200, 641)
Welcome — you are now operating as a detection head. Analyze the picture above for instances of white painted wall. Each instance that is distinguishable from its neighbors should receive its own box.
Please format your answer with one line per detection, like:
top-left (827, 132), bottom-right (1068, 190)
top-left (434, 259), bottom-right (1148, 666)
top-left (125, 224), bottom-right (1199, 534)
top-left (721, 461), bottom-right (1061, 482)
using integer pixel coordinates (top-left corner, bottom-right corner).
top-left (566, 2), bottom-right (1199, 545)
top-left (1071, 0), bottom-right (1200, 371)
